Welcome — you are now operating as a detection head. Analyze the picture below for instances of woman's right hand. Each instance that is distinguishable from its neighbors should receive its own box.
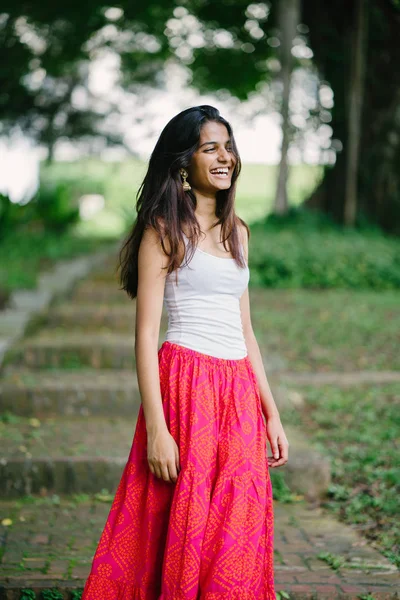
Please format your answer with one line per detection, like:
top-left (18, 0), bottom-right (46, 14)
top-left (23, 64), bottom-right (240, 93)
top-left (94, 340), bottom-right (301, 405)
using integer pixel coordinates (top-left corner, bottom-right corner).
top-left (147, 426), bottom-right (181, 483)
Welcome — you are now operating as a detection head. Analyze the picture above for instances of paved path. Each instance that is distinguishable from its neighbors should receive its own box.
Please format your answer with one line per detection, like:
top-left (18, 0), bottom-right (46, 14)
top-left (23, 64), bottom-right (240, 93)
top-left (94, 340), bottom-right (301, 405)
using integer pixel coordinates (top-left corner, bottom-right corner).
top-left (0, 498), bottom-right (398, 598)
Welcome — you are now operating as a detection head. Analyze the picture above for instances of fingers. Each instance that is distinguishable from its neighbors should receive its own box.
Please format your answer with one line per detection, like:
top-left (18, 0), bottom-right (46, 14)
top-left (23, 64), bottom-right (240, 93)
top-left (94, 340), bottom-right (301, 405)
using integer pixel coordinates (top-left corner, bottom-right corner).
top-left (168, 462), bottom-right (179, 483)
top-left (147, 432), bottom-right (181, 483)
top-left (268, 436), bottom-right (289, 468)
top-left (160, 464), bottom-right (172, 482)
top-left (279, 437), bottom-right (289, 463)
top-left (175, 446), bottom-right (181, 473)
top-left (148, 458), bottom-right (181, 483)
top-left (270, 437), bottom-right (280, 460)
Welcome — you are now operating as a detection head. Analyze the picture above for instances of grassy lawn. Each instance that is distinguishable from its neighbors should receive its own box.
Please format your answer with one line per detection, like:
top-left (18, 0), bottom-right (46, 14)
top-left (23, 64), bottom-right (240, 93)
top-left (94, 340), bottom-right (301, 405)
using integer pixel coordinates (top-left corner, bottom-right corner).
top-left (250, 287), bottom-right (400, 372)
top-left (280, 382), bottom-right (400, 567)
top-left (249, 288), bottom-right (400, 566)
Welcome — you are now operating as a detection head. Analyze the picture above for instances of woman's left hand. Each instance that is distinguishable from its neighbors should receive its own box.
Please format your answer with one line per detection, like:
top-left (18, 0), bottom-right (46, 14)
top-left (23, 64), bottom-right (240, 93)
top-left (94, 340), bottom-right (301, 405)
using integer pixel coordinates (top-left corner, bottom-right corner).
top-left (264, 414), bottom-right (289, 468)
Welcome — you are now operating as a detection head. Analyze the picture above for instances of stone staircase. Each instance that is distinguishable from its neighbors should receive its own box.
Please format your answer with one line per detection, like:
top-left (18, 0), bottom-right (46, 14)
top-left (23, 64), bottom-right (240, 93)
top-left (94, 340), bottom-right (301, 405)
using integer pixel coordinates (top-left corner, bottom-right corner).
top-left (1, 253), bottom-right (399, 598)
top-left (0, 256), bottom-right (170, 498)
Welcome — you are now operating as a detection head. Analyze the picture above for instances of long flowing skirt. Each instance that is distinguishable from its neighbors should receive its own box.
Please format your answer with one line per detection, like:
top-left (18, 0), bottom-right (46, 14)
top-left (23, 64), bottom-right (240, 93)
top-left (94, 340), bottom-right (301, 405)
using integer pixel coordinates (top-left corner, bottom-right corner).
top-left (81, 340), bottom-right (276, 599)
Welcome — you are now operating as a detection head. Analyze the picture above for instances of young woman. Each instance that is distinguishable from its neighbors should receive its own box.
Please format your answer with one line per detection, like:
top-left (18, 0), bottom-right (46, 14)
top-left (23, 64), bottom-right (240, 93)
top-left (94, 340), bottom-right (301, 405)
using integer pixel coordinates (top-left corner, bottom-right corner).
top-left (82, 105), bottom-right (289, 599)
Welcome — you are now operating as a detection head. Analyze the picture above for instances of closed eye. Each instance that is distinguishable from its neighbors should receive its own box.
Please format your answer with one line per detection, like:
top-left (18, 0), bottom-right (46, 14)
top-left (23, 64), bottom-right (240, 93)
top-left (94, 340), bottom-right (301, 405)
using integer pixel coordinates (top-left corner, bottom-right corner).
top-left (204, 145), bottom-right (233, 153)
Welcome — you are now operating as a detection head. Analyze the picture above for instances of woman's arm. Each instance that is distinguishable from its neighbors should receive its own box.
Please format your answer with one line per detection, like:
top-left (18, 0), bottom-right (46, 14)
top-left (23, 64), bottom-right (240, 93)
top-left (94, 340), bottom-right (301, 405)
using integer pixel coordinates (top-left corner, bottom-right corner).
top-left (240, 290), bottom-right (281, 419)
top-left (239, 224), bottom-right (289, 468)
top-left (238, 225), bottom-right (279, 419)
top-left (135, 223), bottom-right (181, 483)
top-left (135, 224), bottom-right (169, 432)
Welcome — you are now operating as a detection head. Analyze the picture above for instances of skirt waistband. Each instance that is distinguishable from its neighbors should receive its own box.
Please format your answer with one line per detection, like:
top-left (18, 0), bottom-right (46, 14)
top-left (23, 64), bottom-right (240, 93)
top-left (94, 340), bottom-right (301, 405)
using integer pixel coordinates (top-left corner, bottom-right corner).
top-left (159, 340), bottom-right (250, 368)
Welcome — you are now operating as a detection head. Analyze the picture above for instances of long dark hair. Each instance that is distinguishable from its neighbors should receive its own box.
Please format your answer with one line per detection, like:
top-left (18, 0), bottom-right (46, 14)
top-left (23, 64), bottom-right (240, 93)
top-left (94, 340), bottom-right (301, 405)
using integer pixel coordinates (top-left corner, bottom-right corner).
top-left (118, 104), bottom-right (249, 299)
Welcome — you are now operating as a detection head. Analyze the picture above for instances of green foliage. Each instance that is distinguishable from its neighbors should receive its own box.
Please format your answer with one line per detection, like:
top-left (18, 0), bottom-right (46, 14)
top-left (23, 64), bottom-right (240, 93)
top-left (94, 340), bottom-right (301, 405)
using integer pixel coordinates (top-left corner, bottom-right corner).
top-left (0, 411), bottom-right (22, 425)
top-left (31, 182), bottom-right (80, 233)
top-left (41, 591), bottom-right (63, 600)
top-left (269, 470), bottom-right (296, 503)
top-left (19, 589), bottom-right (82, 600)
top-left (249, 207), bottom-right (400, 290)
top-left (0, 169), bottom-right (102, 238)
top-left (20, 590), bottom-right (36, 600)
top-left (0, 193), bottom-right (36, 238)
top-left (317, 551), bottom-right (347, 570)
top-left (0, 161), bottom-right (112, 238)
top-left (0, 3), bottom-right (171, 148)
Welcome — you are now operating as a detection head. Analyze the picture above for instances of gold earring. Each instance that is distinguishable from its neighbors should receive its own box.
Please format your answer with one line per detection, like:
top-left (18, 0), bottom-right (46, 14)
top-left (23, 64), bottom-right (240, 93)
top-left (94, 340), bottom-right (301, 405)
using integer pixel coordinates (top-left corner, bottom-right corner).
top-left (180, 168), bottom-right (191, 191)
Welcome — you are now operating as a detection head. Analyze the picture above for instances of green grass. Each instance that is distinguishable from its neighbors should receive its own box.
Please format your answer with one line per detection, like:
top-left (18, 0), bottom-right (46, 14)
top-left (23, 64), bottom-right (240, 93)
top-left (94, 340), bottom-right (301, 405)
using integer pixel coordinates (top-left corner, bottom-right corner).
top-left (250, 287), bottom-right (400, 372)
top-left (249, 287), bottom-right (400, 566)
top-left (280, 382), bottom-right (400, 567)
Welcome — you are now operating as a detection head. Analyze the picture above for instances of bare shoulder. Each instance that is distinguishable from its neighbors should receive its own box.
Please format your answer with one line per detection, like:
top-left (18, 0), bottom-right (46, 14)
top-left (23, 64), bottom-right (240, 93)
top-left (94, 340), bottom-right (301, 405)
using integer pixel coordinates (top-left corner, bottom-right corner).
top-left (237, 220), bottom-right (250, 260)
top-left (238, 222), bottom-right (249, 242)
top-left (140, 218), bottom-right (171, 270)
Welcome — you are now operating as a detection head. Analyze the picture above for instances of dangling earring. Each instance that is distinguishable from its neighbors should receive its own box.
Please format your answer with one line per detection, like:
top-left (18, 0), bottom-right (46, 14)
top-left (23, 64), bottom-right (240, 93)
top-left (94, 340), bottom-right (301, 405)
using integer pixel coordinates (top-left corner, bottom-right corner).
top-left (180, 168), bottom-right (191, 191)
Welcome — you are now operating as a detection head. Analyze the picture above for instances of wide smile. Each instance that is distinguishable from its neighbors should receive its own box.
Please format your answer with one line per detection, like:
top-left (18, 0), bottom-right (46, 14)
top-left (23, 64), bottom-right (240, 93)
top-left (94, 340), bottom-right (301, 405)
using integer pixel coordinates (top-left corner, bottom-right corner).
top-left (210, 167), bottom-right (231, 179)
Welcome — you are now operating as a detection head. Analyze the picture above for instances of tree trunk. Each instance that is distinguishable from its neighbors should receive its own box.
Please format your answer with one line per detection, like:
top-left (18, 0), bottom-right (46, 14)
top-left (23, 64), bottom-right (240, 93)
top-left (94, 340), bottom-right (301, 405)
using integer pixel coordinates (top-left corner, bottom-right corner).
top-left (344, 0), bottom-right (367, 226)
top-left (273, 0), bottom-right (300, 215)
top-left (302, 0), bottom-right (400, 234)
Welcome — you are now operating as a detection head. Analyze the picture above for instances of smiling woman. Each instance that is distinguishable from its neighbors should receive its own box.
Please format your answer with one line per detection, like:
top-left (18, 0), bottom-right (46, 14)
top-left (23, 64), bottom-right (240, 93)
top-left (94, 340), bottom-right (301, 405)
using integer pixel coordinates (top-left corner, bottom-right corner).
top-left (81, 105), bottom-right (286, 600)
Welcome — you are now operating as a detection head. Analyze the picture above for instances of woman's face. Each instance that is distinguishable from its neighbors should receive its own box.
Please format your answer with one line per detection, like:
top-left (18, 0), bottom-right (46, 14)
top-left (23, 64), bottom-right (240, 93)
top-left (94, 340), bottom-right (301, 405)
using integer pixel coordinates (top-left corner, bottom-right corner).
top-left (187, 121), bottom-right (237, 194)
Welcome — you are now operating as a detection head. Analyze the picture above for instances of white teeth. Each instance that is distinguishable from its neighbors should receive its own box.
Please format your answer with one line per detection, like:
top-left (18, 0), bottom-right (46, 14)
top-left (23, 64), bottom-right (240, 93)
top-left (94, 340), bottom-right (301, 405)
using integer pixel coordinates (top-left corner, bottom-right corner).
top-left (211, 168), bottom-right (229, 174)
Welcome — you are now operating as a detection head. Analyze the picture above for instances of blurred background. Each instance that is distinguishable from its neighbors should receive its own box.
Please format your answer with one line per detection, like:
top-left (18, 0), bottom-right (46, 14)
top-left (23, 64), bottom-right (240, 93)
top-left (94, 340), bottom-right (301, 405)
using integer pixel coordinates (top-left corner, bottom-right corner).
top-left (1, 0), bottom-right (399, 296)
top-left (0, 0), bottom-right (400, 591)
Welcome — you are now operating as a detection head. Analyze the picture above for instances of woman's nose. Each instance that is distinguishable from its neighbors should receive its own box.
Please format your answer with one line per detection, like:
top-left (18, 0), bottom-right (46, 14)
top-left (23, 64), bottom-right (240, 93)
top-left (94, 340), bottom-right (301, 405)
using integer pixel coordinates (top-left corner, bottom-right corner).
top-left (218, 147), bottom-right (230, 162)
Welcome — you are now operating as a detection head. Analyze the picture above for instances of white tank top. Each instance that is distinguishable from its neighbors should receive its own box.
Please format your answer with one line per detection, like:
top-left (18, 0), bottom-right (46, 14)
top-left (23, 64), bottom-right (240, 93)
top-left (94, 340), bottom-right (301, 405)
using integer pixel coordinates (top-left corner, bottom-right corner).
top-left (162, 231), bottom-right (250, 359)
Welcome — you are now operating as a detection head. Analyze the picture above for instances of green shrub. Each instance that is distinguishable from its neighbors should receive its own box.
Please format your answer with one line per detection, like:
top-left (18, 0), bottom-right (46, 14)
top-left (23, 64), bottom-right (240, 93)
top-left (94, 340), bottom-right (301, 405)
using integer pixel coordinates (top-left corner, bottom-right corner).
top-left (249, 208), bottom-right (400, 290)
top-left (41, 590), bottom-right (64, 600)
top-left (0, 193), bottom-right (35, 238)
top-left (20, 590), bottom-right (36, 600)
top-left (31, 181), bottom-right (80, 233)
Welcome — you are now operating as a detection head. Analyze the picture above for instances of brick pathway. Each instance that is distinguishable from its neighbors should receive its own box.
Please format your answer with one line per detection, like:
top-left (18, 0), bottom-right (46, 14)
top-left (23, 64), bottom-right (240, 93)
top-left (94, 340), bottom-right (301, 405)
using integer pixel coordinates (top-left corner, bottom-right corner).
top-left (0, 497), bottom-right (398, 598)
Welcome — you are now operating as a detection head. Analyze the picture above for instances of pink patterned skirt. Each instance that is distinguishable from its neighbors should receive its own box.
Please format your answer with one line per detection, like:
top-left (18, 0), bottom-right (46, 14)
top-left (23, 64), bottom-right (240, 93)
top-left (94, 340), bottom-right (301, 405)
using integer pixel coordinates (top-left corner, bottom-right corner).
top-left (81, 341), bottom-right (276, 599)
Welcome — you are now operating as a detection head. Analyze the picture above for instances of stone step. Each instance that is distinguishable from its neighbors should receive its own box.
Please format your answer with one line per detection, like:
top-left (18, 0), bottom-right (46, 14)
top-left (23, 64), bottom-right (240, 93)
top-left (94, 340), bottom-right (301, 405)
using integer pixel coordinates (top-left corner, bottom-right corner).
top-left (0, 368), bottom-right (140, 417)
top-left (83, 266), bottom-right (121, 284)
top-left (0, 410), bottom-right (329, 503)
top-left (69, 281), bottom-right (131, 304)
top-left (45, 304), bottom-right (135, 331)
top-left (3, 333), bottom-right (137, 370)
top-left (44, 304), bottom-right (169, 333)
top-left (0, 415), bottom-right (138, 498)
